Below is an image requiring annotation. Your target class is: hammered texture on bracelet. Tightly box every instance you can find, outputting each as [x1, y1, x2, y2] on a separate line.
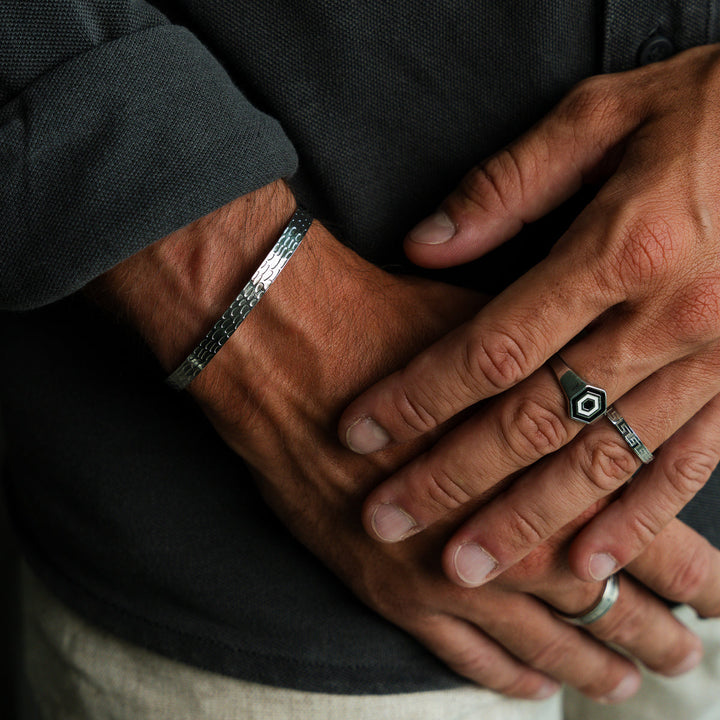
[166, 208, 313, 390]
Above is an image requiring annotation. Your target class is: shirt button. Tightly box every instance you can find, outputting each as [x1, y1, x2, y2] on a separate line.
[638, 34, 675, 65]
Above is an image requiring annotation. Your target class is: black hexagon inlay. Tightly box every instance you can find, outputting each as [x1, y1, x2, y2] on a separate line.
[569, 386, 607, 423]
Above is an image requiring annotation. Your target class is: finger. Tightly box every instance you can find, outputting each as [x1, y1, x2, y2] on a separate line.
[403, 75, 641, 268]
[358, 311, 677, 543]
[413, 613, 560, 699]
[569, 395, 720, 582]
[340, 162, 696, 457]
[340, 206, 622, 456]
[541, 574, 704, 678]
[442, 352, 720, 587]
[461, 589, 643, 702]
[626, 520, 720, 618]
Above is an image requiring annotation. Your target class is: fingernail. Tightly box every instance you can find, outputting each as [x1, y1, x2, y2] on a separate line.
[667, 649, 703, 676]
[371, 503, 417, 542]
[599, 673, 641, 704]
[408, 211, 456, 245]
[453, 543, 498, 586]
[532, 680, 561, 700]
[589, 552, 618, 581]
[345, 417, 390, 454]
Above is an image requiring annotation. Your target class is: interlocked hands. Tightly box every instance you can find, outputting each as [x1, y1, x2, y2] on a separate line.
[341, 45, 720, 595]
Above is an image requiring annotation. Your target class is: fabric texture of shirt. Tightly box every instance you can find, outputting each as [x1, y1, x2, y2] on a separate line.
[1, 0, 719, 694]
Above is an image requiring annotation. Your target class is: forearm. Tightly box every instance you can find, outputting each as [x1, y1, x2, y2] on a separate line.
[88, 181, 296, 373]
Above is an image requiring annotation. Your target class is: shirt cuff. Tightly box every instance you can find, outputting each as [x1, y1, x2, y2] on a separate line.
[0, 24, 298, 309]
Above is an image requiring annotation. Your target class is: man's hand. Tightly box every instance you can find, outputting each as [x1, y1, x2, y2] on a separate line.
[91, 180, 716, 701]
[338, 44, 720, 589]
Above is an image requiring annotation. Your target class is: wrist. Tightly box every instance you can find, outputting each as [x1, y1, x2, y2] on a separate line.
[190, 218, 481, 474]
[88, 180, 296, 370]
[189, 220, 377, 444]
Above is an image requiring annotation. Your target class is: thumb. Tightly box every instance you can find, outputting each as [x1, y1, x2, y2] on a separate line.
[405, 77, 640, 268]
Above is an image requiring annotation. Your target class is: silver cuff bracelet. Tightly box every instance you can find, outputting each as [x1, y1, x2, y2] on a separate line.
[166, 207, 313, 390]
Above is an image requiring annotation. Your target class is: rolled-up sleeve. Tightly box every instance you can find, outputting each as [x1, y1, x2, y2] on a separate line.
[0, 2, 298, 309]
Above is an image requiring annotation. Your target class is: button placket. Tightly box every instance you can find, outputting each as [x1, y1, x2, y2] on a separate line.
[638, 32, 676, 64]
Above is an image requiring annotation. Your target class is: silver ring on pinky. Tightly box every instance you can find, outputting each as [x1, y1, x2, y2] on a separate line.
[548, 354, 607, 424]
[560, 574, 620, 626]
[605, 405, 655, 464]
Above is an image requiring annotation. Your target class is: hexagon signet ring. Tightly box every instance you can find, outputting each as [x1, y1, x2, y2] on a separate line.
[548, 355, 607, 424]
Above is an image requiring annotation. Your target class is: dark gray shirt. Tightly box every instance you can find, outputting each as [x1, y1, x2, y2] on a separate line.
[1, 0, 719, 693]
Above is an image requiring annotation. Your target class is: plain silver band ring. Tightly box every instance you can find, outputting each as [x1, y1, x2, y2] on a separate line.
[560, 574, 620, 626]
[548, 354, 608, 424]
[605, 405, 655, 464]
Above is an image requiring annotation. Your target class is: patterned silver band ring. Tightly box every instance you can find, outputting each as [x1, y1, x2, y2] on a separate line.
[166, 208, 313, 390]
[605, 405, 655, 464]
[548, 354, 607, 424]
[560, 574, 620, 626]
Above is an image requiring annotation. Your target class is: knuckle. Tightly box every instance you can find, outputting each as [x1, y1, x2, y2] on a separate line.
[577, 437, 638, 494]
[664, 450, 715, 500]
[595, 600, 647, 647]
[505, 506, 553, 551]
[660, 546, 711, 603]
[667, 280, 720, 345]
[464, 327, 532, 394]
[559, 76, 622, 127]
[423, 464, 474, 512]
[626, 506, 665, 548]
[459, 148, 523, 216]
[525, 635, 573, 671]
[502, 397, 570, 462]
[614, 215, 678, 290]
[444, 641, 499, 680]
[391, 379, 443, 435]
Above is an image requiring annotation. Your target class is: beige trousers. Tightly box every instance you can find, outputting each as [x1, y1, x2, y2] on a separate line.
[22, 565, 720, 720]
